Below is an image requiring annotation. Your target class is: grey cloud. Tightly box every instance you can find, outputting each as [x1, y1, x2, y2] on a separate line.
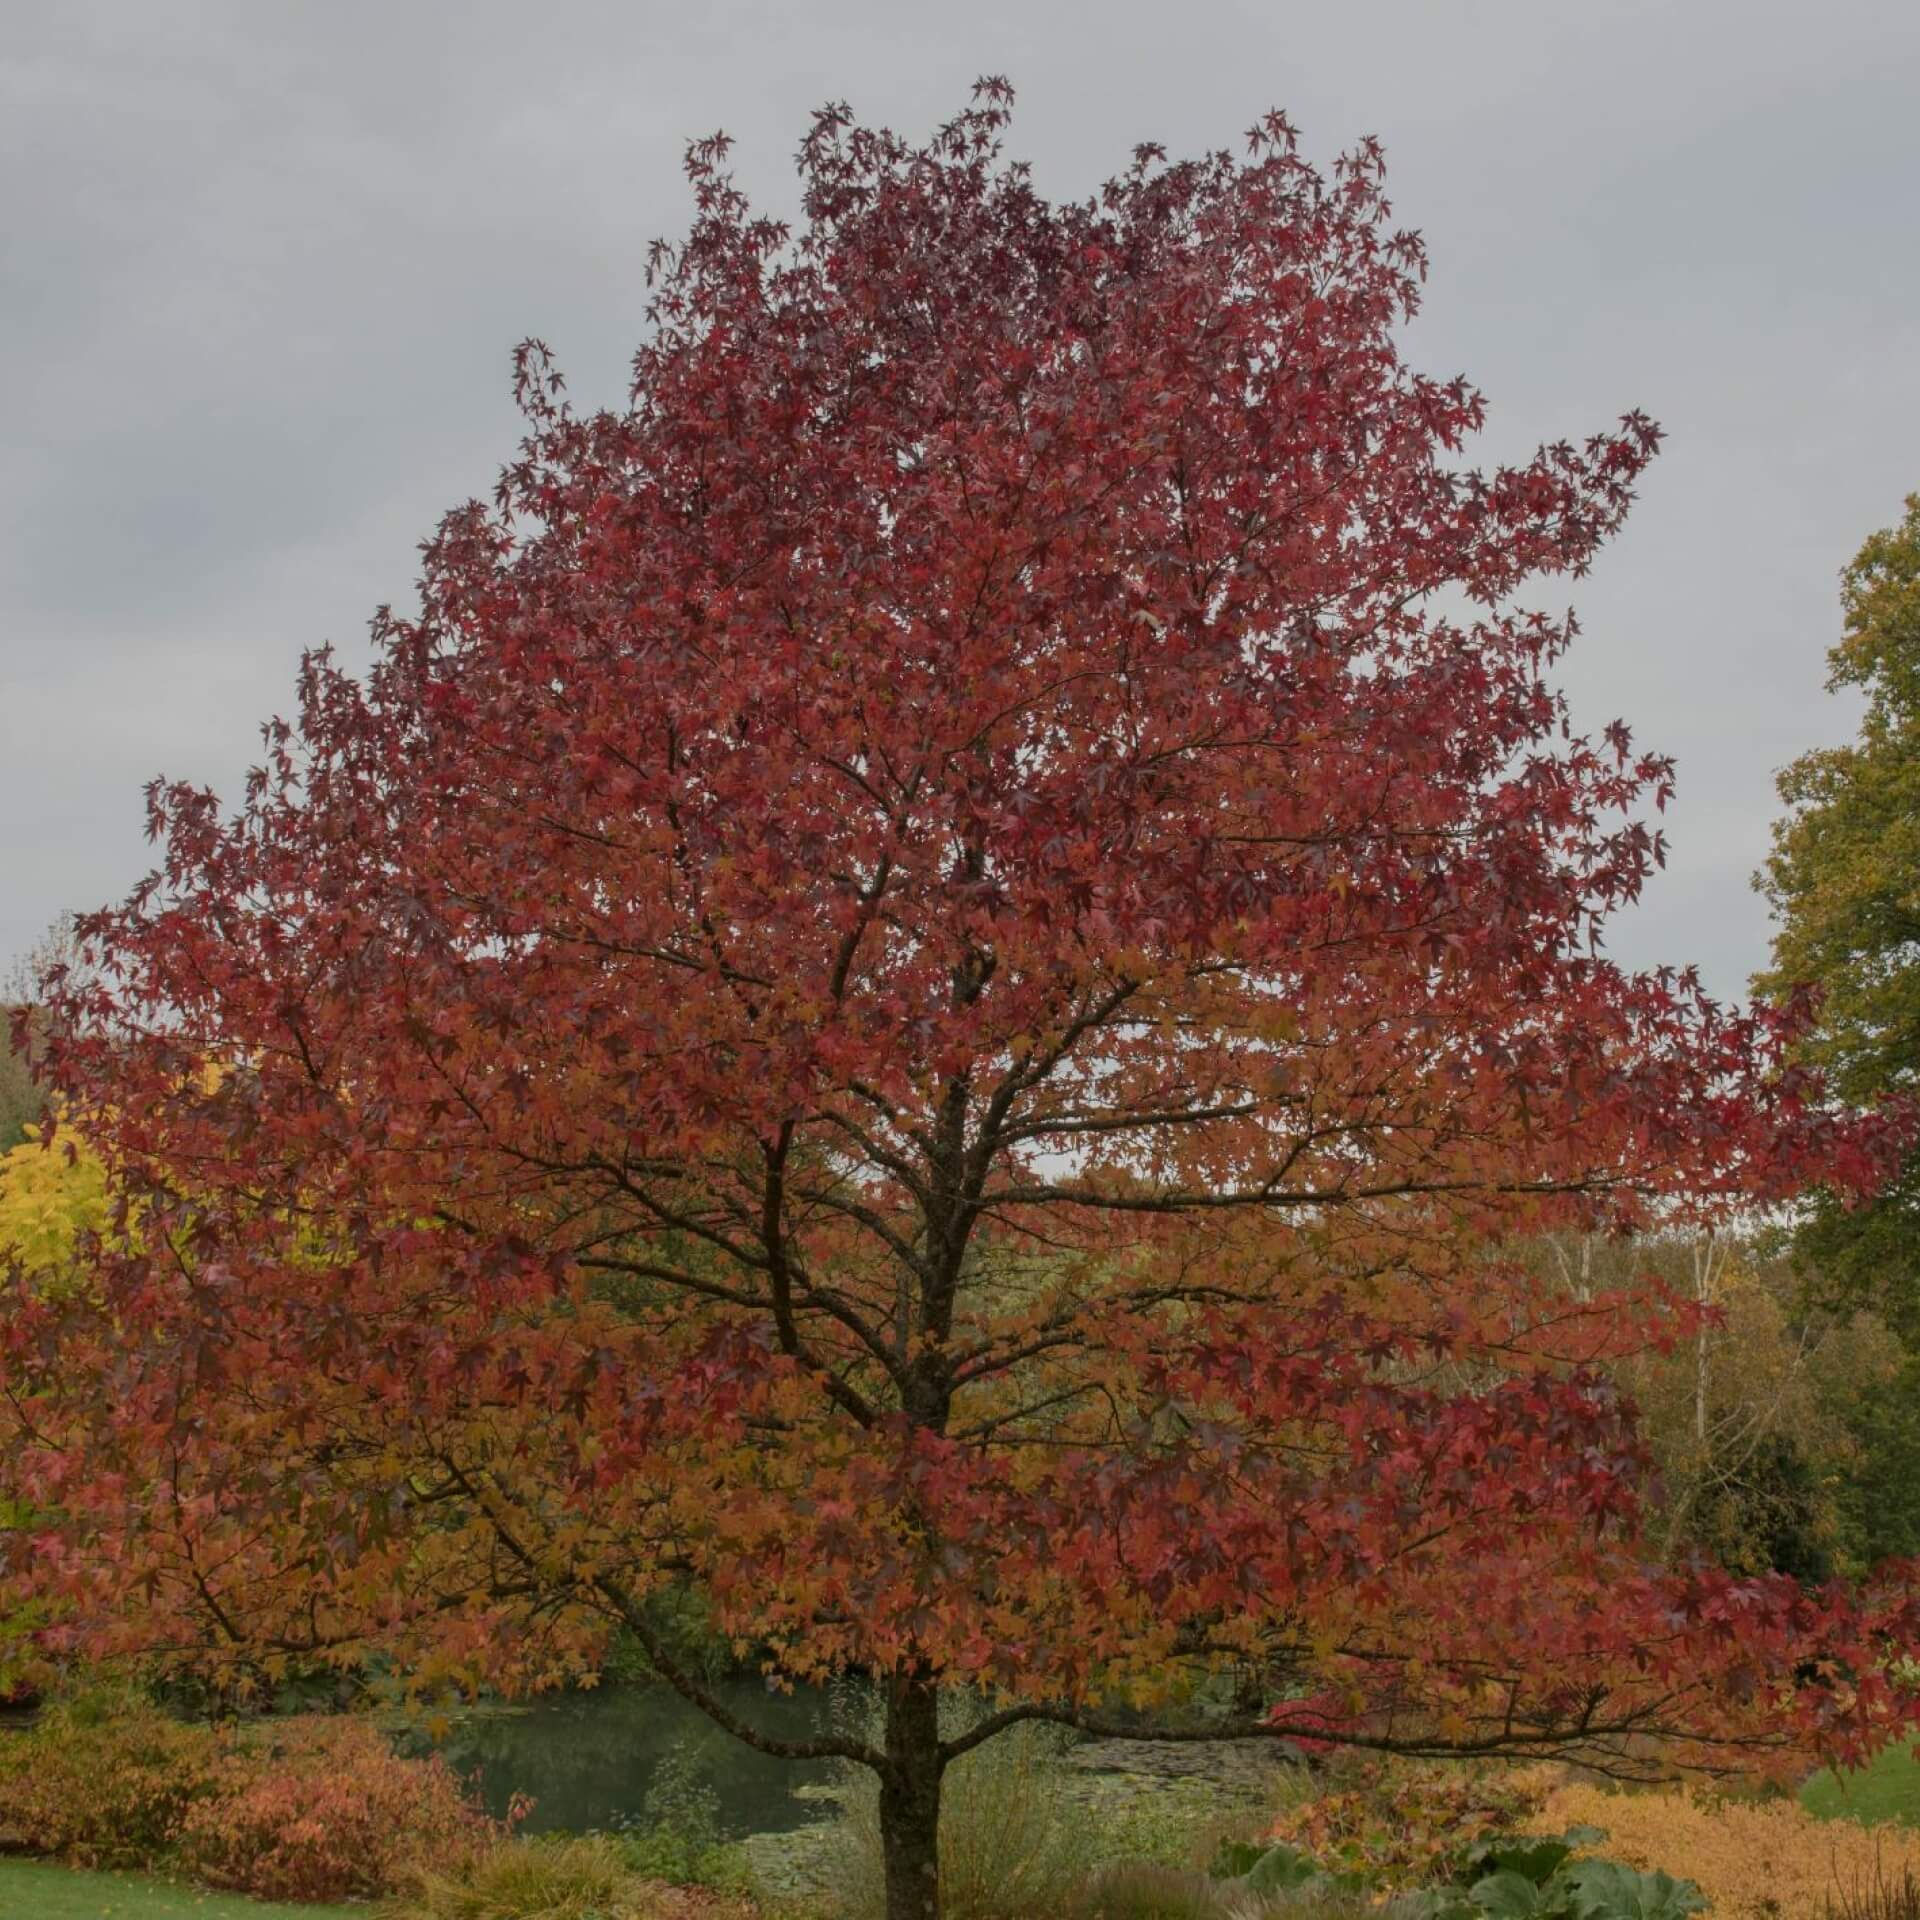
[3, 0, 1916, 1002]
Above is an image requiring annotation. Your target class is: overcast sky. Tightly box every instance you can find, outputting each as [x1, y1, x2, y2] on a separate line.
[3, 0, 1916, 1003]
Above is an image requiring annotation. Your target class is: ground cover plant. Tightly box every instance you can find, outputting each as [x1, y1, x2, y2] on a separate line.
[7, 80, 1919, 1920]
[1536, 1774, 1920, 1917]
[1262, 1759, 1549, 1888]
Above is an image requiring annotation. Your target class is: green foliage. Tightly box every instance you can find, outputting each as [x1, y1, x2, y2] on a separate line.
[1756, 493, 1920, 1329]
[1525, 1229, 1905, 1579]
[1822, 1337, 1920, 1570]
[1704, 1428, 1834, 1582]
[1753, 496, 1920, 1568]
[1235, 1840, 1359, 1897]
[1802, 1739, 1920, 1828]
[1382, 1851, 1707, 1920]
[611, 1740, 752, 1892]
[599, 1582, 741, 1690]
[1094, 1776, 1291, 1874]
[1460, 1834, 1604, 1886]
[1553, 1860, 1709, 1919]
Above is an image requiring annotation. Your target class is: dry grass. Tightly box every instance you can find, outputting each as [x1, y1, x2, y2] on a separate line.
[378, 1835, 759, 1920]
[813, 1718, 1098, 1920]
[1536, 1777, 1920, 1918]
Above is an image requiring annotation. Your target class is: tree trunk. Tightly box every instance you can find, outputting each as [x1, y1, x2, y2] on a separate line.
[879, 1670, 945, 1920]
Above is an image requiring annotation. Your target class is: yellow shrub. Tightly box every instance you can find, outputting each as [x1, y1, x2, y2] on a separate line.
[1537, 1777, 1920, 1917]
[0, 1117, 110, 1286]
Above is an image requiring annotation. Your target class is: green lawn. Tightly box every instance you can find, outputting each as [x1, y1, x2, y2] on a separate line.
[0, 1859, 361, 1918]
[1802, 1740, 1920, 1827]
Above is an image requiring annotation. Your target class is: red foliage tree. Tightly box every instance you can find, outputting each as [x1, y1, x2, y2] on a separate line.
[6, 84, 1916, 1918]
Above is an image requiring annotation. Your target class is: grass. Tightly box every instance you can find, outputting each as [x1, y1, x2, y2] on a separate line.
[0, 1857, 361, 1918]
[1804, 1742, 1920, 1828]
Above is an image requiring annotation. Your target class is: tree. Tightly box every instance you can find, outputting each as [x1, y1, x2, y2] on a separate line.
[0, 1113, 113, 1688]
[1756, 495, 1920, 1328]
[1554, 1232, 1901, 1580]
[0, 1026, 40, 1157]
[1756, 496, 1920, 1567]
[6, 88, 1916, 1920]
[0, 915, 78, 1151]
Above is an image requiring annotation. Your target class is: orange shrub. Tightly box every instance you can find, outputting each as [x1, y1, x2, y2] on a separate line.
[0, 1693, 501, 1900]
[176, 1714, 497, 1902]
[1537, 1777, 1920, 1918]
[0, 1691, 228, 1864]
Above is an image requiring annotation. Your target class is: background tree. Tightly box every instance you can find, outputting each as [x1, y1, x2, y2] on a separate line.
[1756, 495, 1920, 1565]
[0, 914, 76, 1151]
[0, 919, 102, 1691]
[1534, 1230, 1902, 1581]
[0, 1028, 40, 1156]
[7, 89, 1916, 1920]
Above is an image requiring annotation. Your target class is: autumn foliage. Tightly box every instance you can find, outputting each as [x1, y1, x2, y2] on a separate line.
[0, 1696, 494, 1900]
[1532, 1775, 1920, 1919]
[3, 82, 1915, 1917]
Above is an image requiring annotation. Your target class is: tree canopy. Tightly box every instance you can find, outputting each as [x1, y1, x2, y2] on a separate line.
[1757, 494, 1920, 1331]
[6, 86, 1915, 1920]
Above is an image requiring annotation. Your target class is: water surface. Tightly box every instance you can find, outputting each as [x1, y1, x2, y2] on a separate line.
[419, 1677, 848, 1838]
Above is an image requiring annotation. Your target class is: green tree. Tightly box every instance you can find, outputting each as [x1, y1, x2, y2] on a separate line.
[1757, 494, 1920, 1563]
[1531, 1229, 1899, 1580]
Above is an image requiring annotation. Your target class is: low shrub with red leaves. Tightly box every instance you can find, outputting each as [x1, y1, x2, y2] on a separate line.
[0, 1690, 502, 1901]
[176, 1714, 497, 1902]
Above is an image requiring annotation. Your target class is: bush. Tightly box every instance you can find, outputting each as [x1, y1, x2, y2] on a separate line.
[0, 1690, 501, 1900]
[613, 1741, 753, 1893]
[1264, 1758, 1547, 1889]
[0, 1688, 228, 1864]
[175, 1714, 496, 1902]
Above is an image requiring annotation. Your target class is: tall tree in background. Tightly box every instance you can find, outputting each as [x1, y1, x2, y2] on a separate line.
[1757, 497, 1920, 1321]
[8, 89, 1917, 1920]
[1757, 495, 1920, 1565]
[0, 915, 74, 1151]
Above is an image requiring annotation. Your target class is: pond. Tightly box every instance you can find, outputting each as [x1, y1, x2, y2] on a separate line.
[411, 1677, 854, 1839]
